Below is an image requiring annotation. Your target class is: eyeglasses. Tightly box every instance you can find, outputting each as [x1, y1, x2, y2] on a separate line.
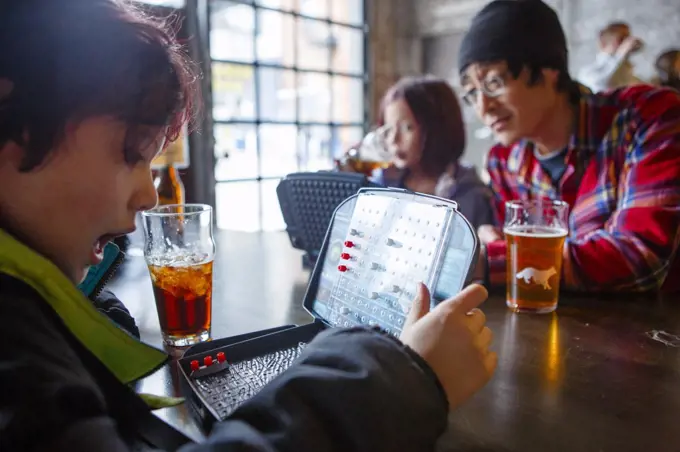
[461, 73, 508, 107]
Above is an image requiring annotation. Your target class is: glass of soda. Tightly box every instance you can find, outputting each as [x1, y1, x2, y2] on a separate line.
[142, 204, 215, 346]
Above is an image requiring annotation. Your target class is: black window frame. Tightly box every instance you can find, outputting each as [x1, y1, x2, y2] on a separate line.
[208, 0, 370, 231]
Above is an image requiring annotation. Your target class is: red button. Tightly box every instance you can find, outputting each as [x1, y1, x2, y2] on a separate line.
[340, 253, 350, 260]
[344, 241, 354, 248]
[216, 352, 226, 363]
[204, 356, 213, 366]
[190, 360, 200, 371]
[338, 265, 348, 272]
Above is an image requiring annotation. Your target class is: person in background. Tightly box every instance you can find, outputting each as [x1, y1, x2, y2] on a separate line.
[372, 76, 497, 230]
[0, 1, 497, 450]
[653, 49, 680, 90]
[458, 0, 680, 293]
[577, 21, 645, 93]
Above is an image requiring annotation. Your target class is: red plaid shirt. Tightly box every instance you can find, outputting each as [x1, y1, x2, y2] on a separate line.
[485, 84, 680, 292]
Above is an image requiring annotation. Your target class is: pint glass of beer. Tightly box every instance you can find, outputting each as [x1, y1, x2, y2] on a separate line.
[504, 200, 568, 313]
[335, 125, 392, 176]
[142, 204, 216, 346]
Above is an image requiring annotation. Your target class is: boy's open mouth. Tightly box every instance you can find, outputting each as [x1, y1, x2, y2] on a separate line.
[91, 235, 116, 265]
[90, 230, 132, 265]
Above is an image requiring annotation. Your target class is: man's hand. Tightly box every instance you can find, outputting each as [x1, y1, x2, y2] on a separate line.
[400, 283, 497, 410]
[477, 225, 503, 245]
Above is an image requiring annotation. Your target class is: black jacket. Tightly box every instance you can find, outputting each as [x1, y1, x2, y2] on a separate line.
[0, 247, 449, 451]
[92, 288, 141, 339]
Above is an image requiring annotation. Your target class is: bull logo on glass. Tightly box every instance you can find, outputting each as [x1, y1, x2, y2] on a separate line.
[515, 266, 557, 290]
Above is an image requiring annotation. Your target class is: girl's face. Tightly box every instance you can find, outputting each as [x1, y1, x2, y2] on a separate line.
[0, 116, 163, 283]
[382, 99, 423, 170]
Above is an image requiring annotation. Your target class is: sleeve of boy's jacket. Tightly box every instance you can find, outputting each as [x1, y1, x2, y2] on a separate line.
[182, 327, 449, 452]
[92, 289, 140, 339]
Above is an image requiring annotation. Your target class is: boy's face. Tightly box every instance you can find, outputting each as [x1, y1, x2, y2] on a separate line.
[0, 117, 162, 283]
[460, 61, 559, 146]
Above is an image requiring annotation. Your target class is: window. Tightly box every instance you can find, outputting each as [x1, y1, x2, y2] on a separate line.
[210, 0, 367, 232]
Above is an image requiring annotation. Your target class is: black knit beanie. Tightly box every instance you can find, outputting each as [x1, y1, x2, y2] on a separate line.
[458, 0, 568, 74]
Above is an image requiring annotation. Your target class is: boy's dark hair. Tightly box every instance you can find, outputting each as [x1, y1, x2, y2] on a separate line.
[378, 76, 466, 178]
[0, 0, 198, 171]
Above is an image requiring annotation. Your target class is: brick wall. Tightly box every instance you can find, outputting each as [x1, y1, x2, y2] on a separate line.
[366, 0, 421, 122]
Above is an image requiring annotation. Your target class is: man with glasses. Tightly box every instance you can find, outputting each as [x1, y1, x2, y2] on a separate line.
[460, 0, 680, 293]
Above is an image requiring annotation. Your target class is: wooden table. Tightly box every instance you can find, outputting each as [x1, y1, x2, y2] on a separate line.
[109, 230, 680, 452]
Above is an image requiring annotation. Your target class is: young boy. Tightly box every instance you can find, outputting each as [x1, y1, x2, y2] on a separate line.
[0, 1, 496, 450]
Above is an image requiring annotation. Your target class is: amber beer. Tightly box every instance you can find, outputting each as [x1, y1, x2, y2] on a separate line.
[148, 260, 213, 343]
[505, 226, 567, 313]
[337, 157, 391, 177]
[336, 126, 393, 176]
[503, 199, 569, 314]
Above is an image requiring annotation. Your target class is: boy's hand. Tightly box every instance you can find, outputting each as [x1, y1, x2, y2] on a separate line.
[400, 283, 497, 410]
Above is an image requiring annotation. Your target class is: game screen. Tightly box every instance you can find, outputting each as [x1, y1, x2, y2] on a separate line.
[310, 191, 477, 337]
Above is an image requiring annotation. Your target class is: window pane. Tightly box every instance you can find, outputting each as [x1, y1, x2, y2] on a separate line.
[299, 72, 330, 122]
[297, 17, 330, 71]
[299, 0, 328, 19]
[332, 76, 364, 124]
[212, 63, 256, 121]
[332, 25, 363, 75]
[257, 10, 296, 66]
[258, 68, 297, 122]
[298, 126, 333, 171]
[260, 125, 299, 178]
[333, 126, 364, 159]
[214, 124, 258, 181]
[216, 181, 260, 232]
[261, 179, 286, 231]
[330, 0, 363, 25]
[259, 0, 329, 17]
[210, 1, 255, 62]
[257, 0, 293, 11]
